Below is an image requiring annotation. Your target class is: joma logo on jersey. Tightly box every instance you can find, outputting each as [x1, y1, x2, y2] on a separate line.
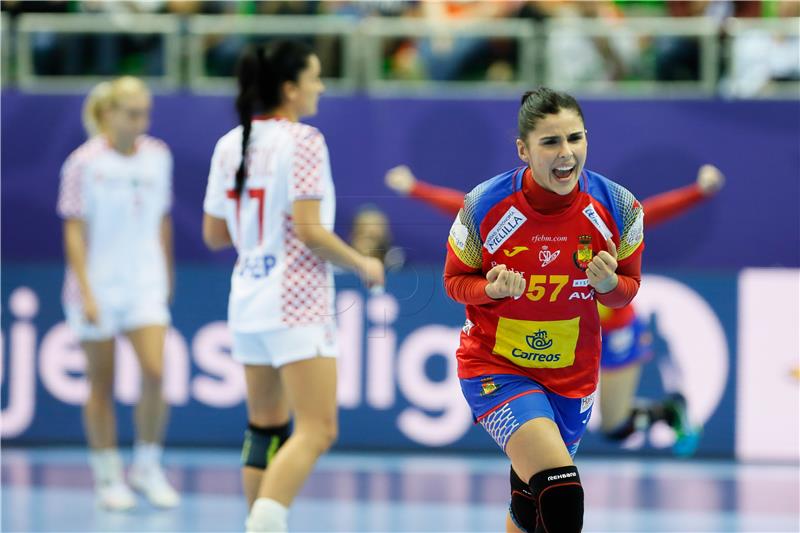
[526, 329, 553, 350]
[485, 207, 527, 254]
[504, 246, 529, 257]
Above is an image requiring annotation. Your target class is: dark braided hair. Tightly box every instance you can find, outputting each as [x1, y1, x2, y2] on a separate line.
[518, 87, 585, 141]
[234, 40, 314, 196]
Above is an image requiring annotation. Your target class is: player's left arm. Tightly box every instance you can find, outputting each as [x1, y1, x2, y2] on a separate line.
[160, 148, 176, 302]
[589, 191, 644, 308]
[202, 214, 233, 251]
[385, 165, 465, 216]
[643, 164, 725, 228]
[160, 214, 175, 303]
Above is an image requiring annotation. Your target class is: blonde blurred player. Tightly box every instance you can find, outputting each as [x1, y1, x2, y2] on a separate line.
[58, 77, 179, 511]
[202, 41, 383, 533]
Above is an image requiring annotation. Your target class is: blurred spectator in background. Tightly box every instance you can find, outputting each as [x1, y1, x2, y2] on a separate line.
[2, 0, 75, 75]
[2, 0, 170, 76]
[79, 0, 167, 76]
[541, 1, 636, 86]
[381, 1, 521, 82]
[721, 0, 799, 97]
[350, 204, 405, 270]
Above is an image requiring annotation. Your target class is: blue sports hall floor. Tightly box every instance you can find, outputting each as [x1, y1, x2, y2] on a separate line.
[2, 447, 798, 532]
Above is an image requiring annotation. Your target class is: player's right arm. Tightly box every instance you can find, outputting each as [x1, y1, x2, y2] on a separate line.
[443, 207, 524, 304]
[58, 153, 98, 323]
[202, 215, 232, 251]
[63, 219, 98, 323]
[202, 138, 234, 251]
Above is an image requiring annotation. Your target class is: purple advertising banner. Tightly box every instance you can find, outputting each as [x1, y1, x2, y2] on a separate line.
[2, 91, 799, 268]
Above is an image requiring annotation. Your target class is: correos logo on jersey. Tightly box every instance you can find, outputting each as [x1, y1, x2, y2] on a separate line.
[493, 316, 579, 368]
[484, 207, 527, 254]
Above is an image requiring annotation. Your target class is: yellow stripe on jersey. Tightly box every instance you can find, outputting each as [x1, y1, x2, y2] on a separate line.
[492, 316, 580, 369]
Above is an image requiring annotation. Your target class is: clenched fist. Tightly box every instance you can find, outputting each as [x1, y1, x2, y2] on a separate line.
[696, 164, 725, 196]
[485, 264, 526, 300]
[586, 238, 619, 294]
[385, 165, 417, 196]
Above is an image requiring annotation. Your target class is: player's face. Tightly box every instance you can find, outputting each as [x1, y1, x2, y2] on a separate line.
[289, 54, 325, 119]
[516, 108, 587, 196]
[108, 92, 151, 141]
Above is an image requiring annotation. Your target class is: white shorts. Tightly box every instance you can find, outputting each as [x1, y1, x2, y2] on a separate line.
[232, 322, 338, 367]
[65, 299, 170, 342]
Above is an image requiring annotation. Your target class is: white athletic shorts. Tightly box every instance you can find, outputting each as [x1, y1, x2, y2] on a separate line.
[232, 322, 338, 367]
[65, 299, 170, 342]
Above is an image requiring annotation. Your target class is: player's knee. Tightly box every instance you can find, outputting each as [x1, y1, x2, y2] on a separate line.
[529, 466, 584, 533]
[294, 416, 338, 455]
[88, 377, 115, 399]
[241, 422, 291, 470]
[315, 417, 338, 452]
[139, 361, 164, 385]
[509, 466, 537, 532]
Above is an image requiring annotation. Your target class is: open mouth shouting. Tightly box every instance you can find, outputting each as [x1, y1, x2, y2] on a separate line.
[552, 164, 576, 181]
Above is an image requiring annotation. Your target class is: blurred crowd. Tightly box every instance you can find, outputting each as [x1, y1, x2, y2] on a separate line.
[2, 0, 798, 96]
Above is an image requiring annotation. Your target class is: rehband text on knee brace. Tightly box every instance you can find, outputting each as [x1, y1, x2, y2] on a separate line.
[241, 422, 290, 470]
[509, 466, 538, 533]
[529, 465, 584, 533]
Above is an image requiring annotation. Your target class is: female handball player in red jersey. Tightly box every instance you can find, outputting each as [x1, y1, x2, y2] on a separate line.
[440, 87, 644, 533]
[387, 160, 724, 458]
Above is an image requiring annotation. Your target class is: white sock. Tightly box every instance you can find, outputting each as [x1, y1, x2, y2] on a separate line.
[133, 441, 162, 469]
[89, 448, 124, 486]
[246, 498, 288, 533]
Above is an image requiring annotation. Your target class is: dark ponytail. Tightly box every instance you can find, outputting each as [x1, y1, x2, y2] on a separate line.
[233, 40, 315, 197]
[518, 87, 585, 141]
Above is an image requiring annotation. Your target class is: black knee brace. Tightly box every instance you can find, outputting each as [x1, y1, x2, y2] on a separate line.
[241, 422, 290, 469]
[529, 466, 584, 533]
[509, 466, 538, 532]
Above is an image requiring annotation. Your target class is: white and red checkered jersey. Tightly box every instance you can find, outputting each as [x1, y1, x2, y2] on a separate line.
[203, 117, 336, 332]
[57, 135, 173, 309]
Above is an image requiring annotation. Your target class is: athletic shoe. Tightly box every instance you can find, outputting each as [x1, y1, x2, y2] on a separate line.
[663, 392, 702, 457]
[96, 481, 136, 511]
[129, 464, 180, 508]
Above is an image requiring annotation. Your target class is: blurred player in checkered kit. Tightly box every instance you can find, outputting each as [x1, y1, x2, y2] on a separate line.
[58, 76, 179, 511]
[202, 40, 384, 532]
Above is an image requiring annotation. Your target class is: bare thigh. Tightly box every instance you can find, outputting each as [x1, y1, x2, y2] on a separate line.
[82, 338, 116, 393]
[505, 417, 573, 483]
[124, 325, 167, 381]
[279, 357, 337, 439]
[244, 364, 289, 426]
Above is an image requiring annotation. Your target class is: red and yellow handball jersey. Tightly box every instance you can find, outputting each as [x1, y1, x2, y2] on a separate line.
[445, 167, 644, 398]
